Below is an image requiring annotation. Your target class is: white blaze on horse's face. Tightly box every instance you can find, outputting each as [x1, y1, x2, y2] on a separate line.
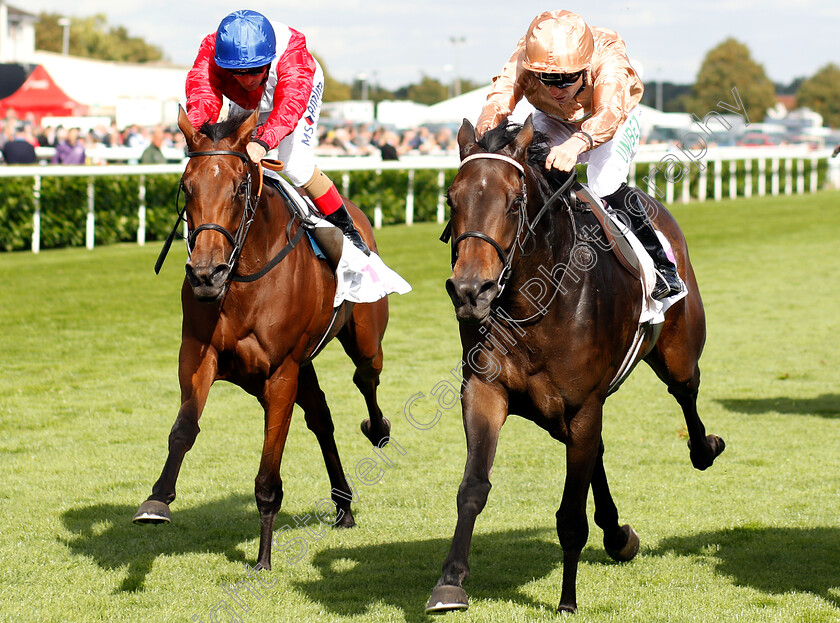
[211, 164, 220, 178]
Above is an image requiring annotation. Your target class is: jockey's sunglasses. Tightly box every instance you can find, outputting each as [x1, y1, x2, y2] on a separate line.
[229, 65, 269, 76]
[537, 71, 583, 88]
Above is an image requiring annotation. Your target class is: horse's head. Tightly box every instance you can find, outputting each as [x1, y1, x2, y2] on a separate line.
[178, 106, 260, 302]
[444, 117, 535, 324]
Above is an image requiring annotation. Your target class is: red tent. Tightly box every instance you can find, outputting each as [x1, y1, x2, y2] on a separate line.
[0, 65, 87, 123]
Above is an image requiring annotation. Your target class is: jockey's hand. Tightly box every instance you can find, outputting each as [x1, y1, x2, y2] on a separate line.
[246, 142, 267, 164]
[545, 137, 587, 172]
[474, 120, 493, 141]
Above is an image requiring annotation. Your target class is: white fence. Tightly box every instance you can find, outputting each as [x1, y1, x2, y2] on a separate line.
[1, 147, 838, 254]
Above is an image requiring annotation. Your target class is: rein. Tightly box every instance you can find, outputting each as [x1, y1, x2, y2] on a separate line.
[154, 150, 303, 282]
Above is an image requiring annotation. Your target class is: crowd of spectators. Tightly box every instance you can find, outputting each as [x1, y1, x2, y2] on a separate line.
[1, 109, 459, 167]
[0, 110, 190, 166]
[314, 122, 457, 159]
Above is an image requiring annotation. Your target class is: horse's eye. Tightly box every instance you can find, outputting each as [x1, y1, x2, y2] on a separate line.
[445, 193, 456, 214]
[237, 181, 248, 196]
[511, 196, 525, 212]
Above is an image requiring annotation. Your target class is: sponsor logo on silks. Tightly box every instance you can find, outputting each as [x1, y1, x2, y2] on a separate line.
[305, 81, 324, 121]
[301, 81, 324, 146]
[614, 115, 641, 165]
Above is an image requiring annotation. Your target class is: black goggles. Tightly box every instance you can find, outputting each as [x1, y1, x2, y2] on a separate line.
[537, 71, 583, 88]
[229, 65, 269, 76]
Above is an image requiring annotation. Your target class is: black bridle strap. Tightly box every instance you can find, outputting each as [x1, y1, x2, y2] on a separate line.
[189, 223, 236, 248]
[155, 201, 186, 275]
[230, 221, 306, 282]
[524, 168, 578, 237]
[185, 149, 250, 160]
[451, 230, 510, 267]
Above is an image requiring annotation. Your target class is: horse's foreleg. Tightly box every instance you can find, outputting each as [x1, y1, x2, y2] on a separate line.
[337, 305, 390, 446]
[134, 344, 217, 524]
[591, 438, 640, 562]
[296, 364, 356, 528]
[426, 381, 507, 613]
[556, 404, 602, 613]
[254, 360, 298, 570]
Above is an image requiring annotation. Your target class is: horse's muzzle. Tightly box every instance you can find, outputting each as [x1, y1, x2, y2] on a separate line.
[445, 276, 498, 324]
[185, 259, 231, 302]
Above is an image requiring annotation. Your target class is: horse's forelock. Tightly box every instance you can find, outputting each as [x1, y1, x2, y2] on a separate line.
[197, 110, 254, 144]
[477, 120, 566, 196]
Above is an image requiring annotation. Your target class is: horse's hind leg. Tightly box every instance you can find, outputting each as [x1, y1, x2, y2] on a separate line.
[296, 364, 356, 528]
[591, 438, 639, 562]
[645, 292, 724, 470]
[134, 347, 217, 524]
[554, 402, 604, 613]
[337, 301, 391, 446]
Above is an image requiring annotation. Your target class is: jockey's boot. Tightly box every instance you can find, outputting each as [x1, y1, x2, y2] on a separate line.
[603, 183, 682, 300]
[325, 203, 370, 256]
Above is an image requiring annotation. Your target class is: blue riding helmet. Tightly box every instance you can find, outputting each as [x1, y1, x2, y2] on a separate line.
[214, 10, 277, 69]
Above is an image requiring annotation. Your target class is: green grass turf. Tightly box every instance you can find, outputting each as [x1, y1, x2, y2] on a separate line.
[1, 191, 839, 622]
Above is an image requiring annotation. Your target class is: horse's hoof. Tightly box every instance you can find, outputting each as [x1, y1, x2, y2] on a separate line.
[133, 500, 171, 524]
[605, 524, 640, 562]
[688, 434, 726, 470]
[336, 509, 356, 529]
[425, 585, 469, 613]
[360, 417, 391, 446]
[557, 603, 577, 614]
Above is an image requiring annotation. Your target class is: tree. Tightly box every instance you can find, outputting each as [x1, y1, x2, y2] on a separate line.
[402, 75, 449, 105]
[796, 64, 840, 128]
[685, 38, 776, 124]
[35, 12, 164, 63]
[311, 54, 351, 102]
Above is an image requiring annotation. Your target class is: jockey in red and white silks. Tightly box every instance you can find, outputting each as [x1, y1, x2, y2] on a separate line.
[185, 10, 368, 254]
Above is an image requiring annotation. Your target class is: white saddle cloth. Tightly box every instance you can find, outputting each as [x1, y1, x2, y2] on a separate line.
[266, 169, 412, 306]
[602, 208, 687, 325]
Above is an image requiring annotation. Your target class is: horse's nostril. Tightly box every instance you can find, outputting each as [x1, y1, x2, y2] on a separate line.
[211, 263, 231, 284]
[447, 278, 496, 308]
[477, 280, 497, 299]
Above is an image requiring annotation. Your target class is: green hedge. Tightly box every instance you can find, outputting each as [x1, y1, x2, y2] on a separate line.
[0, 158, 832, 252]
[0, 174, 184, 252]
[0, 170, 459, 251]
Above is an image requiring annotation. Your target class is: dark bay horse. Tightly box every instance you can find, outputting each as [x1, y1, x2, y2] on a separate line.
[133, 107, 392, 571]
[427, 117, 725, 613]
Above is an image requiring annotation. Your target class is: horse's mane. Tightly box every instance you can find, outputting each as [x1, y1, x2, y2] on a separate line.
[198, 110, 254, 143]
[477, 119, 570, 197]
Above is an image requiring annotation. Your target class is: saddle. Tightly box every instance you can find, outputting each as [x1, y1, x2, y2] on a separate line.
[572, 184, 642, 281]
[261, 168, 344, 267]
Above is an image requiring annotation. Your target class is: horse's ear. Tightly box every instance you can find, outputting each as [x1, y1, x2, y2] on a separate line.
[457, 118, 480, 159]
[178, 105, 197, 145]
[510, 114, 534, 162]
[236, 109, 260, 146]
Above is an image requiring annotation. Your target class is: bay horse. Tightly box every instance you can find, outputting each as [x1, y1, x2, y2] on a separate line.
[133, 107, 392, 571]
[427, 117, 725, 613]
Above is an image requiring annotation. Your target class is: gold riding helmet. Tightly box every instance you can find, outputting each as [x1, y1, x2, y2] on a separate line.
[522, 10, 594, 85]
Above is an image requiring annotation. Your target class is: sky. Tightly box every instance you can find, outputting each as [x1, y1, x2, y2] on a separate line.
[17, 0, 840, 91]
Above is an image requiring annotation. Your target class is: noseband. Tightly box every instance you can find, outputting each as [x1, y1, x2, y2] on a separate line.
[442, 153, 529, 296]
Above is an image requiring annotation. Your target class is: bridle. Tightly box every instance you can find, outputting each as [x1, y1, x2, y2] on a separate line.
[441, 152, 575, 299]
[183, 149, 258, 277]
[154, 150, 305, 282]
[440, 153, 528, 296]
